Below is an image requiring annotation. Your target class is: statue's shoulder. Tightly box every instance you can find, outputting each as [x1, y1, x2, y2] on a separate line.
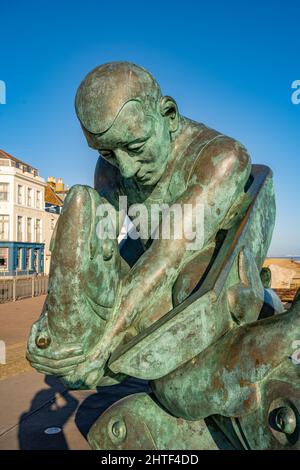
[180, 118, 251, 186]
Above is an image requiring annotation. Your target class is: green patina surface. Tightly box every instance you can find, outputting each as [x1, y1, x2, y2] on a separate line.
[27, 62, 300, 450]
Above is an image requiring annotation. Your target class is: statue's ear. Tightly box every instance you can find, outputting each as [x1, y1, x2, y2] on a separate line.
[159, 96, 179, 133]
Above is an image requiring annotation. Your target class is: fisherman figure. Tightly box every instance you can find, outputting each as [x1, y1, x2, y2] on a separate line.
[28, 62, 251, 387]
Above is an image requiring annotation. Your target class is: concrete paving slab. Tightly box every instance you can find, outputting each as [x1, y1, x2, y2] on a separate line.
[0, 296, 150, 450]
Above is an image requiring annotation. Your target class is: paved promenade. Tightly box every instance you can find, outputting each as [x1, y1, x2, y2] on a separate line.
[0, 296, 45, 380]
[0, 296, 149, 450]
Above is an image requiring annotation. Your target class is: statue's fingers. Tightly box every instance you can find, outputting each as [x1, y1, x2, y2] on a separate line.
[26, 351, 85, 368]
[30, 362, 77, 376]
[27, 344, 84, 361]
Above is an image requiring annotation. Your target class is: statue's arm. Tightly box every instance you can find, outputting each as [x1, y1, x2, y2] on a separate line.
[94, 136, 251, 359]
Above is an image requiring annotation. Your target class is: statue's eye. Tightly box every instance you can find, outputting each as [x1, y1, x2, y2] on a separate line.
[127, 142, 146, 153]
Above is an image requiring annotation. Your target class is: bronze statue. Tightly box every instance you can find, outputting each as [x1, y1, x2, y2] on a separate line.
[27, 62, 300, 450]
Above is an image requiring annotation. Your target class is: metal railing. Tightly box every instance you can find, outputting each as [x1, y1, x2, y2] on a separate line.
[0, 275, 49, 303]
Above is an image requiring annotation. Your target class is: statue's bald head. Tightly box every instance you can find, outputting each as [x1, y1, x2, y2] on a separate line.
[75, 62, 162, 134]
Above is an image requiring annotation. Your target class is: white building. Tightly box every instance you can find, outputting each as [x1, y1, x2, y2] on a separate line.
[0, 149, 60, 276]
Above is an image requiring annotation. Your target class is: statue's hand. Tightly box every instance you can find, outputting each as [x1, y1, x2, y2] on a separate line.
[71, 351, 106, 389]
[74, 333, 123, 389]
[27, 344, 86, 377]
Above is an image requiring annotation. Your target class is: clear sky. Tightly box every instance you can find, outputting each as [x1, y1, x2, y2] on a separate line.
[0, 0, 299, 255]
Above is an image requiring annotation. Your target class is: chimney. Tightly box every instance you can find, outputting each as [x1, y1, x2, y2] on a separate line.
[55, 177, 65, 192]
[47, 176, 56, 188]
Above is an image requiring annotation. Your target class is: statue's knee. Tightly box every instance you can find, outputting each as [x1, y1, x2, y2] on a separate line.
[62, 185, 104, 222]
[64, 184, 93, 208]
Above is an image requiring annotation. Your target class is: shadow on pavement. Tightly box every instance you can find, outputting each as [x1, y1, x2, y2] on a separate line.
[18, 375, 78, 450]
[17, 375, 149, 449]
[75, 377, 150, 439]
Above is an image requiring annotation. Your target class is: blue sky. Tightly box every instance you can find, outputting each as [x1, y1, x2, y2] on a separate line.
[0, 0, 299, 255]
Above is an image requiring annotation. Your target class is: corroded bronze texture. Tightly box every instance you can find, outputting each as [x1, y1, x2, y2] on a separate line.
[27, 62, 299, 450]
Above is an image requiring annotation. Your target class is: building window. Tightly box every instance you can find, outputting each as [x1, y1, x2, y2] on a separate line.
[36, 190, 41, 209]
[16, 247, 23, 270]
[26, 248, 31, 270]
[17, 216, 23, 241]
[27, 217, 32, 242]
[17, 185, 23, 205]
[0, 183, 9, 202]
[35, 219, 41, 242]
[0, 248, 9, 270]
[0, 215, 9, 240]
[27, 188, 32, 207]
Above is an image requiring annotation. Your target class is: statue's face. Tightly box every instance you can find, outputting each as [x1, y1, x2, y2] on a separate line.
[84, 100, 172, 186]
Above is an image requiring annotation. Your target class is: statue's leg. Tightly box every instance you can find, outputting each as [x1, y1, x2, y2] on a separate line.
[152, 291, 300, 449]
[27, 185, 126, 389]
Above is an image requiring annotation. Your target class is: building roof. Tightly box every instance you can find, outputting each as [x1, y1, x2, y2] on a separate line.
[45, 184, 64, 207]
[0, 148, 38, 172]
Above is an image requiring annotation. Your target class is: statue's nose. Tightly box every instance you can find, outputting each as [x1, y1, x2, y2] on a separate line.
[35, 331, 51, 349]
[114, 149, 139, 178]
